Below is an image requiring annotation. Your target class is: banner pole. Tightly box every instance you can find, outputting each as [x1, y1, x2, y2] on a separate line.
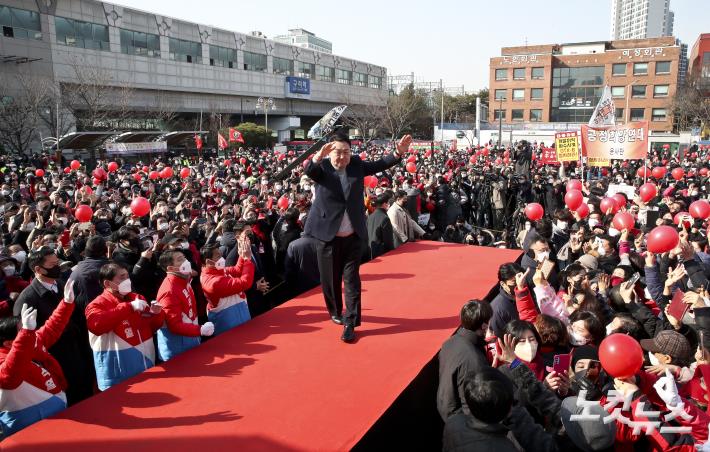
[578, 129, 584, 184]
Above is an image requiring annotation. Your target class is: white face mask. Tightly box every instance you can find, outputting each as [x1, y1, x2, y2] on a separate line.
[648, 351, 661, 366]
[275, 184, 283, 191]
[2, 266, 16, 277]
[525, 222, 531, 231]
[514, 341, 538, 362]
[556, 221, 568, 231]
[158, 223, 169, 231]
[605, 323, 614, 336]
[215, 257, 226, 269]
[66, 190, 74, 196]
[24, 222, 36, 231]
[608, 227, 620, 237]
[569, 329, 589, 346]
[588, 219, 599, 228]
[58, 217, 69, 226]
[597, 246, 607, 257]
[179, 259, 192, 275]
[535, 251, 550, 263]
[180, 242, 190, 250]
[117, 278, 132, 295]
[303, 184, 311, 191]
[12, 251, 26, 264]
[1, 190, 9, 196]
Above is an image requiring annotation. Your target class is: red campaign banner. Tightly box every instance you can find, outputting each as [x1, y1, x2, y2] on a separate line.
[581, 121, 649, 160]
[541, 147, 560, 165]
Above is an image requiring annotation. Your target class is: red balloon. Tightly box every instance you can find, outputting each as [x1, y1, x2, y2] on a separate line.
[612, 193, 627, 210]
[701, 168, 709, 177]
[600, 197, 619, 215]
[612, 212, 635, 231]
[671, 167, 684, 181]
[35, 169, 45, 177]
[637, 166, 650, 178]
[564, 189, 584, 210]
[481, 148, 489, 156]
[690, 200, 710, 220]
[74, 205, 93, 223]
[224, 159, 232, 167]
[503, 150, 510, 158]
[524, 203, 544, 221]
[651, 166, 667, 179]
[180, 167, 191, 179]
[407, 155, 416, 163]
[566, 179, 583, 192]
[646, 226, 680, 254]
[575, 203, 590, 219]
[133, 173, 143, 182]
[148, 171, 160, 180]
[673, 212, 691, 228]
[107, 161, 119, 172]
[142, 166, 149, 173]
[364, 176, 378, 189]
[83, 186, 93, 195]
[277, 196, 289, 210]
[70, 160, 81, 170]
[662, 144, 670, 150]
[469, 156, 476, 164]
[160, 167, 173, 179]
[92, 177, 102, 186]
[638, 183, 657, 203]
[93, 167, 106, 180]
[239, 157, 247, 165]
[359, 152, 367, 160]
[63, 167, 71, 174]
[130, 196, 151, 217]
[599, 333, 643, 379]
[406, 162, 417, 173]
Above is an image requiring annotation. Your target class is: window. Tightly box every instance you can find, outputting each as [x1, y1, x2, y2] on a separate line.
[550, 66, 604, 123]
[530, 109, 542, 121]
[615, 108, 624, 120]
[531, 67, 544, 80]
[336, 69, 352, 85]
[120, 29, 160, 57]
[494, 109, 506, 120]
[243, 51, 267, 72]
[653, 84, 669, 97]
[655, 61, 671, 74]
[369, 75, 382, 89]
[495, 68, 507, 80]
[612, 63, 626, 76]
[208, 45, 237, 68]
[531, 88, 543, 100]
[295, 61, 315, 79]
[512, 89, 524, 101]
[652, 108, 667, 121]
[169, 38, 202, 64]
[494, 89, 506, 100]
[55, 17, 109, 50]
[513, 68, 526, 80]
[611, 86, 625, 98]
[273, 57, 293, 75]
[353, 72, 367, 87]
[0, 6, 41, 40]
[512, 109, 524, 121]
[633, 62, 648, 75]
[316, 65, 334, 82]
[631, 85, 646, 97]
[630, 108, 645, 121]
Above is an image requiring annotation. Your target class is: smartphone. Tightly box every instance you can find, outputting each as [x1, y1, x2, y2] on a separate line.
[628, 272, 641, 286]
[585, 360, 601, 382]
[553, 353, 571, 374]
[78, 222, 92, 231]
[667, 288, 689, 322]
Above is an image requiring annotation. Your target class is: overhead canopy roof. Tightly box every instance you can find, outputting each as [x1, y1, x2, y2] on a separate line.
[54, 131, 207, 150]
[56, 132, 117, 150]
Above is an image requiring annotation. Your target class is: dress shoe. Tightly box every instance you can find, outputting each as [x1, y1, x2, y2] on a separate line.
[341, 325, 355, 342]
[331, 315, 343, 325]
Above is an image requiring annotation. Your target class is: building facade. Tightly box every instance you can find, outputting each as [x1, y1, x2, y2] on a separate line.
[0, 0, 386, 144]
[274, 29, 332, 55]
[610, 0, 674, 40]
[489, 37, 680, 132]
[689, 33, 710, 91]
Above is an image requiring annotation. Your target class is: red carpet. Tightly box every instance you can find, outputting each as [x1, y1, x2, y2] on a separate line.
[2, 242, 520, 451]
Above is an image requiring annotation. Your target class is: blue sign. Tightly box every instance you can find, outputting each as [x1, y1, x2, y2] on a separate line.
[286, 76, 310, 95]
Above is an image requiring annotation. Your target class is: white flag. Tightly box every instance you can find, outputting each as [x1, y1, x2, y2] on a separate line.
[588, 85, 616, 127]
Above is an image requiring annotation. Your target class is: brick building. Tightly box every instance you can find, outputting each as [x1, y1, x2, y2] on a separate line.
[689, 33, 710, 91]
[489, 37, 681, 132]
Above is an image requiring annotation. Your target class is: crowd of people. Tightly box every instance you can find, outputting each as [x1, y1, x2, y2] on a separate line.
[0, 135, 710, 449]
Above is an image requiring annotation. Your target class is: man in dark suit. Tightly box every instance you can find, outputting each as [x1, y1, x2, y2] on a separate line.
[304, 132, 410, 342]
[365, 193, 395, 261]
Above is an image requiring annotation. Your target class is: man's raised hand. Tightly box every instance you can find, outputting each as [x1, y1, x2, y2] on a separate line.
[395, 135, 412, 157]
[313, 142, 335, 163]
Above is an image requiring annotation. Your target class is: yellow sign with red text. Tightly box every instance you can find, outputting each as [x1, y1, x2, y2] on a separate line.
[554, 132, 580, 162]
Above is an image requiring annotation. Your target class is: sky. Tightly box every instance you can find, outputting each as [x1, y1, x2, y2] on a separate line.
[110, 0, 706, 92]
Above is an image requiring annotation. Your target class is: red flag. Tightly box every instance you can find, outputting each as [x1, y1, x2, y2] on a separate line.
[194, 134, 203, 150]
[218, 133, 228, 150]
[229, 128, 245, 143]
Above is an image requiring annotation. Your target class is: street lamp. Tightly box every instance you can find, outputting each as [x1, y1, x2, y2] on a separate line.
[625, 78, 640, 124]
[256, 97, 275, 131]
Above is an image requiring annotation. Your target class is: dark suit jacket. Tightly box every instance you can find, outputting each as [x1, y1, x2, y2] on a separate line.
[366, 207, 394, 260]
[304, 154, 401, 242]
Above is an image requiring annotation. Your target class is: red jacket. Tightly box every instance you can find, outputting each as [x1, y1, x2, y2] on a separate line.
[200, 259, 255, 310]
[0, 300, 74, 393]
[156, 274, 200, 337]
[85, 290, 165, 343]
[0, 276, 30, 318]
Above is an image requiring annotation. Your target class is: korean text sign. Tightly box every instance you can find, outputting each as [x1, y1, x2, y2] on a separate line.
[554, 132, 580, 162]
[581, 121, 649, 160]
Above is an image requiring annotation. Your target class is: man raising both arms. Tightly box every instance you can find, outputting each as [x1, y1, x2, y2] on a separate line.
[304, 131, 411, 342]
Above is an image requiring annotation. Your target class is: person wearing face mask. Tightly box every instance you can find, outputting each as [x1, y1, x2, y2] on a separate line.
[200, 243, 254, 335]
[521, 236, 559, 290]
[85, 263, 164, 390]
[388, 190, 425, 248]
[0, 255, 29, 317]
[12, 248, 94, 405]
[155, 250, 214, 361]
[437, 299, 494, 420]
[489, 263, 525, 339]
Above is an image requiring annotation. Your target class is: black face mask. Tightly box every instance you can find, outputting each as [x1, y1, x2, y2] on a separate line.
[41, 265, 61, 279]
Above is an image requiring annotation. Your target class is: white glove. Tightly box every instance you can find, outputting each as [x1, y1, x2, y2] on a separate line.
[200, 322, 215, 337]
[130, 299, 149, 312]
[653, 368, 682, 409]
[20, 304, 37, 330]
[700, 423, 710, 451]
[63, 279, 75, 304]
